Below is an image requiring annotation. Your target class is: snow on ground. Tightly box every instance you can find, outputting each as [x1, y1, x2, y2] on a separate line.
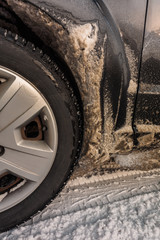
[1, 172, 160, 240]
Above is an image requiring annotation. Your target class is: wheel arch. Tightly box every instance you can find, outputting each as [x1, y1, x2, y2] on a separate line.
[0, 0, 130, 162]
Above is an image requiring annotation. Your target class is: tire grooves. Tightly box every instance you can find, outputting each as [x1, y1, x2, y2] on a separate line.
[0, 27, 83, 232]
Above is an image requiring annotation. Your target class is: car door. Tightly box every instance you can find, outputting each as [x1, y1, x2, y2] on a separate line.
[134, 0, 160, 150]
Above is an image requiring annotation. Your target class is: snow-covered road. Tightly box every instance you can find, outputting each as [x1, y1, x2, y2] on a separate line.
[1, 171, 160, 240]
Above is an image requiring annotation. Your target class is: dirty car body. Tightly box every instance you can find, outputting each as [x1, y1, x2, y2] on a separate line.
[0, 0, 159, 231]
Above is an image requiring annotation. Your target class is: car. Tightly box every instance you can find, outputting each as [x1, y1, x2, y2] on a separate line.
[0, 0, 160, 232]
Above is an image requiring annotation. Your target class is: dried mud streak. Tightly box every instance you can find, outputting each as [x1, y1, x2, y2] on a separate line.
[112, 44, 139, 155]
[124, 43, 138, 123]
[6, 0, 109, 161]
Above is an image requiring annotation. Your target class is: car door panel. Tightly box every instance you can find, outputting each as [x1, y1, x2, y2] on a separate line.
[134, 0, 160, 147]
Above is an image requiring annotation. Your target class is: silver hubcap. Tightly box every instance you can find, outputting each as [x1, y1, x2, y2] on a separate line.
[0, 67, 58, 212]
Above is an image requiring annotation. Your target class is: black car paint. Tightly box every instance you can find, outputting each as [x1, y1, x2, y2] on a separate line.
[94, 0, 130, 130]
[102, 0, 148, 133]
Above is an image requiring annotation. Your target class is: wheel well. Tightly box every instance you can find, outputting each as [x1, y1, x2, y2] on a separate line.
[0, 0, 108, 161]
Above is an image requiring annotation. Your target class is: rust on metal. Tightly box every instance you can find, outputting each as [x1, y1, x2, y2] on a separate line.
[21, 116, 43, 141]
[0, 172, 22, 195]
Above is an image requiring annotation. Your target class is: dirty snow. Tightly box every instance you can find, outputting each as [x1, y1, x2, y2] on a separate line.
[69, 23, 98, 55]
[1, 172, 160, 240]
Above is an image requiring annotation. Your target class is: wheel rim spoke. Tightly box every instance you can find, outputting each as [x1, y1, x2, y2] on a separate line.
[0, 74, 22, 111]
[0, 146, 53, 182]
[0, 99, 46, 144]
[0, 81, 42, 133]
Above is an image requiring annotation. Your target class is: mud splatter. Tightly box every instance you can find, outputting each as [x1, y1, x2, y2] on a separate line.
[6, 0, 108, 162]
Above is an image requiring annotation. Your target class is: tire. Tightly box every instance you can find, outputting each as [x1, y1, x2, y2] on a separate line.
[0, 29, 82, 232]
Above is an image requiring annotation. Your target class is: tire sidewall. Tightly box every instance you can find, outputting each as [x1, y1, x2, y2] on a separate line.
[0, 35, 77, 231]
